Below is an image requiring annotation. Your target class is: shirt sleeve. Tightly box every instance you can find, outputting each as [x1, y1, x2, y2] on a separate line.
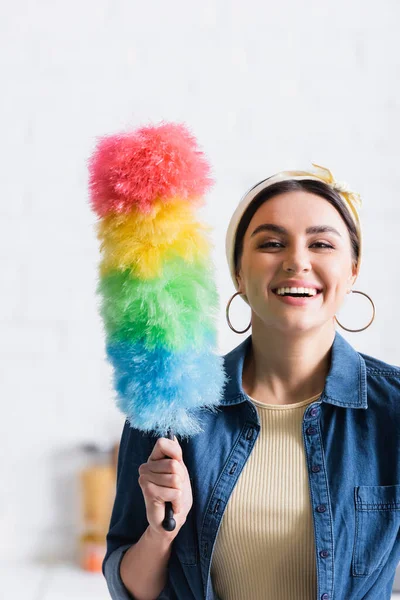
[103, 543, 174, 600]
[102, 420, 177, 599]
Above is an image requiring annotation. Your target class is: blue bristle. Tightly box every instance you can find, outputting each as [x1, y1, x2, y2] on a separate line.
[106, 335, 228, 440]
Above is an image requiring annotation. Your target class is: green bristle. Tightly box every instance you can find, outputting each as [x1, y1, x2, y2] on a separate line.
[97, 256, 220, 352]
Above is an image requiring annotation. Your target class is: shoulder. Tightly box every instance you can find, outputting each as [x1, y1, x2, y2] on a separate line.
[360, 351, 400, 378]
[359, 351, 400, 406]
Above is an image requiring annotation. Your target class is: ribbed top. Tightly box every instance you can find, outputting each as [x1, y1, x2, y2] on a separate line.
[210, 391, 322, 600]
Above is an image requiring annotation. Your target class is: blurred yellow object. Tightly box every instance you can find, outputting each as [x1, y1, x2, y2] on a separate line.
[79, 464, 116, 572]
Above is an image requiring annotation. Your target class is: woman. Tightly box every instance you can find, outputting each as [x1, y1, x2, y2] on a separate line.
[103, 164, 400, 600]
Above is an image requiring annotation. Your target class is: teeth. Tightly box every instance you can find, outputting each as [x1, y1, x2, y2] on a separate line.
[275, 287, 318, 296]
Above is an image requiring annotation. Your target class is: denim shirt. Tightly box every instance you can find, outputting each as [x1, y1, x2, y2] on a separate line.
[103, 330, 400, 600]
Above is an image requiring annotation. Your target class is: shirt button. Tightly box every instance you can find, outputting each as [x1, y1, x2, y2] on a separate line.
[320, 550, 329, 558]
[316, 505, 326, 513]
[321, 594, 329, 600]
[246, 427, 254, 440]
[310, 407, 319, 417]
[311, 465, 321, 473]
[306, 425, 317, 435]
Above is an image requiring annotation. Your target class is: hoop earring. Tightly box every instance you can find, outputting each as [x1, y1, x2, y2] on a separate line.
[226, 291, 252, 334]
[334, 290, 375, 332]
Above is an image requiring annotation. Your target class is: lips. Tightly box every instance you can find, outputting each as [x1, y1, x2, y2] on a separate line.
[271, 289, 323, 295]
[270, 289, 323, 306]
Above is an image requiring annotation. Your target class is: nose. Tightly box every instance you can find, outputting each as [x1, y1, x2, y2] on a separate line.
[283, 245, 312, 273]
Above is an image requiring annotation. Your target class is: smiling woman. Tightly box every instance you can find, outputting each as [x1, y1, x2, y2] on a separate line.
[204, 163, 400, 600]
[104, 162, 399, 600]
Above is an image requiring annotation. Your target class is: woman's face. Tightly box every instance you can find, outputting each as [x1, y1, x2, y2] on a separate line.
[236, 190, 358, 333]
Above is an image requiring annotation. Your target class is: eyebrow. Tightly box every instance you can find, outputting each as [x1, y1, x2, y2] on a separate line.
[250, 224, 342, 238]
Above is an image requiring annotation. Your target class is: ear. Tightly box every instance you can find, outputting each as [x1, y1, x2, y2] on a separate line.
[235, 271, 245, 295]
[348, 262, 358, 291]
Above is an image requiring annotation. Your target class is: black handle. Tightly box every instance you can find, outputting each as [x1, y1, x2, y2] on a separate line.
[162, 427, 177, 531]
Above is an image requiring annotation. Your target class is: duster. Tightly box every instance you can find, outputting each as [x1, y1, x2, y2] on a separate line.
[87, 121, 227, 529]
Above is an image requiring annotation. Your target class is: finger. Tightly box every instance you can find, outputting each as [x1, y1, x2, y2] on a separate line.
[139, 471, 183, 490]
[139, 458, 184, 477]
[148, 436, 182, 463]
[145, 481, 182, 513]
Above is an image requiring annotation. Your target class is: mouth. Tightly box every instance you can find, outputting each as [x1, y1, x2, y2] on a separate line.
[271, 288, 323, 297]
[270, 288, 323, 306]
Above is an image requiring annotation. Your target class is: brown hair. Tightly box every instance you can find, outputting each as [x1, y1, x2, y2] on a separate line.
[234, 179, 360, 280]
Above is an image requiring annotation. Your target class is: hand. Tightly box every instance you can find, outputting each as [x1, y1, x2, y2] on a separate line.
[138, 436, 193, 539]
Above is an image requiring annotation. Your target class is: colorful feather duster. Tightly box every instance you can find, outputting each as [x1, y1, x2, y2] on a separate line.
[87, 122, 226, 493]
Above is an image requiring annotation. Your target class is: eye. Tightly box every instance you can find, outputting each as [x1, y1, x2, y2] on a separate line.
[313, 242, 334, 249]
[259, 242, 283, 248]
[259, 241, 334, 249]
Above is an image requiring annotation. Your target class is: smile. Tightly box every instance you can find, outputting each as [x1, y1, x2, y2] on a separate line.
[271, 288, 323, 306]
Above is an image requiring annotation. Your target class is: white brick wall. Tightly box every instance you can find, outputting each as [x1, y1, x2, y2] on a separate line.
[2, 0, 399, 568]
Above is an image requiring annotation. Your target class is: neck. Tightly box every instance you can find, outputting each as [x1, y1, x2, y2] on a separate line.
[242, 316, 335, 405]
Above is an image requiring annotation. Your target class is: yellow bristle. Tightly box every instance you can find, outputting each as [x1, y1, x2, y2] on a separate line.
[97, 197, 212, 279]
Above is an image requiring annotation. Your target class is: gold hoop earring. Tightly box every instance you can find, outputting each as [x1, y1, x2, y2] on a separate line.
[334, 290, 375, 332]
[226, 291, 252, 334]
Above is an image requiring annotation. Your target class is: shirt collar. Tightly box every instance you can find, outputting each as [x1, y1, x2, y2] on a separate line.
[221, 330, 367, 409]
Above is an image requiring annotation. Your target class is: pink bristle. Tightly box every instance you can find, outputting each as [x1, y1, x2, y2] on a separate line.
[88, 121, 214, 216]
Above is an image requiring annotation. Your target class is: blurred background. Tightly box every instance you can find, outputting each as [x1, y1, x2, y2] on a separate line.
[2, 0, 400, 598]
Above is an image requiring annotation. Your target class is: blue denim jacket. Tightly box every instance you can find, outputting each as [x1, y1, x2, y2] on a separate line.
[103, 330, 400, 600]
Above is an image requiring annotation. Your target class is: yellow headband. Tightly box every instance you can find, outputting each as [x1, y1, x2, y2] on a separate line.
[225, 162, 363, 301]
[290, 163, 362, 233]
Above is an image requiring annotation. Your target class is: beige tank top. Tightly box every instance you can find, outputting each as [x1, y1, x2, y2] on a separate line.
[210, 391, 322, 600]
